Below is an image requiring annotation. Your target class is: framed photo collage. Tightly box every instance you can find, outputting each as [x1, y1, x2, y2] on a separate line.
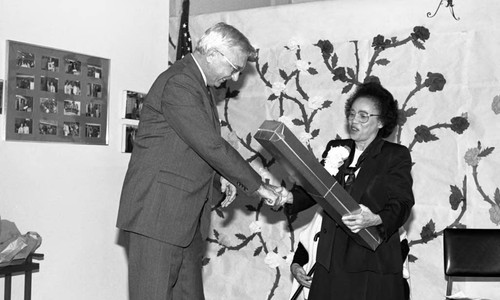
[5, 40, 110, 145]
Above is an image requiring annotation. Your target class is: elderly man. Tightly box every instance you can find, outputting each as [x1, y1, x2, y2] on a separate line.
[116, 22, 280, 300]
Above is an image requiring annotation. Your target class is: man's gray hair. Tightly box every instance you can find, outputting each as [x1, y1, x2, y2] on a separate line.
[195, 22, 256, 60]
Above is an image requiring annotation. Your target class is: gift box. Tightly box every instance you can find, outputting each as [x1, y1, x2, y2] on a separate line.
[254, 120, 381, 251]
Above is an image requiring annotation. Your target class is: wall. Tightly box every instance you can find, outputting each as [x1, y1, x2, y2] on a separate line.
[0, 0, 169, 299]
[170, 0, 333, 16]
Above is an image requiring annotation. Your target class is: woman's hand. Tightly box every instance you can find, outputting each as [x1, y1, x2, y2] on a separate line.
[290, 263, 312, 288]
[341, 204, 382, 233]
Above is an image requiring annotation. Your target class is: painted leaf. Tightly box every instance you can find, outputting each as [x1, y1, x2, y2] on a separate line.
[262, 62, 268, 76]
[279, 69, 288, 80]
[375, 58, 390, 66]
[478, 146, 494, 158]
[308, 67, 318, 75]
[235, 233, 246, 240]
[217, 247, 226, 257]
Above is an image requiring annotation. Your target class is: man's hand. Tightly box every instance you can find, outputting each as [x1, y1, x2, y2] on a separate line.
[220, 177, 237, 207]
[291, 263, 312, 288]
[256, 183, 280, 206]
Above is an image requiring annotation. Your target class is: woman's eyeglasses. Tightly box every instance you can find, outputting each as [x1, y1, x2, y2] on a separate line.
[347, 110, 381, 123]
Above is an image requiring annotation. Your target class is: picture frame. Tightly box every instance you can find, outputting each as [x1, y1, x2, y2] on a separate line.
[122, 124, 138, 153]
[0, 79, 3, 114]
[123, 90, 146, 120]
[5, 40, 110, 145]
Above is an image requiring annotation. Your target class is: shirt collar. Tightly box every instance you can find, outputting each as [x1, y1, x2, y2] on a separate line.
[191, 54, 208, 86]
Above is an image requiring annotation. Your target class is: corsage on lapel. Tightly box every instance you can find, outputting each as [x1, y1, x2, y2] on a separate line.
[323, 145, 350, 176]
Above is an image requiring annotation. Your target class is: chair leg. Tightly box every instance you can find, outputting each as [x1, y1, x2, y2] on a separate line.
[446, 278, 453, 296]
[4, 274, 12, 300]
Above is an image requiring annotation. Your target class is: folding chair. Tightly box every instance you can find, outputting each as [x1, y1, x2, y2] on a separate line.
[443, 228, 500, 296]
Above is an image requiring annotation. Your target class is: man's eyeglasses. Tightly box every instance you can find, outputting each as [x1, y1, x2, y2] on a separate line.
[215, 50, 243, 75]
[347, 110, 381, 123]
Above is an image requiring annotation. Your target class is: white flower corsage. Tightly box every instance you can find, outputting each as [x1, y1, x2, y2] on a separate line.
[324, 145, 350, 176]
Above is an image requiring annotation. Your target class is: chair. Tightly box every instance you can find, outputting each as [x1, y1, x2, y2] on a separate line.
[443, 228, 500, 296]
[0, 253, 44, 300]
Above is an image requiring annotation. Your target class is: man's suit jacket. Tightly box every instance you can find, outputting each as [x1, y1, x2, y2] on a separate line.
[117, 54, 261, 247]
[287, 138, 414, 274]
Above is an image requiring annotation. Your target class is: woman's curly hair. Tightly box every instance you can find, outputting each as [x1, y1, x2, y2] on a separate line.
[344, 82, 399, 138]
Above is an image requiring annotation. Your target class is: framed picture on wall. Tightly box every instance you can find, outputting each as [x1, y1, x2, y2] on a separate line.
[5, 40, 110, 145]
[123, 90, 146, 120]
[122, 124, 138, 153]
[0, 79, 3, 114]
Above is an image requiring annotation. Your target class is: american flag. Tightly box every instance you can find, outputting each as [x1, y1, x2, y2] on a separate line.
[176, 0, 192, 60]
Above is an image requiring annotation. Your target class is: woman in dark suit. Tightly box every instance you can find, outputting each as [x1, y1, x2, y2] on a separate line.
[283, 82, 414, 300]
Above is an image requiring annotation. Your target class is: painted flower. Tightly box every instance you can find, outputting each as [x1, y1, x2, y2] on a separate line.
[332, 67, 347, 81]
[299, 132, 313, 146]
[218, 233, 230, 247]
[315, 40, 334, 56]
[308, 96, 324, 110]
[264, 252, 284, 268]
[271, 82, 286, 96]
[492, 95, 500, 115]
[424, 72, 446, 92]
[278, 115, 294, 128]
[249, 221, 262, 234]
[464, 147, 481, 166]
[226, 131, 240, 149]
[324, 146, 350, 176]
[450, 116, 469, 134]
[286, 38, 300, 51]
[414, 125, 437, 143]
[284, 252, 294, 265]
[411, 26, 430, 42]
[372, 34, 391, 50]
[489, 204, 500, 225]
[296, 60, 309, 73]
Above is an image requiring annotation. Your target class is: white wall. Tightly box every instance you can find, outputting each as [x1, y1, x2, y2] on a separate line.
[0, 0, 169, 299]
[170, 0, 333, 16]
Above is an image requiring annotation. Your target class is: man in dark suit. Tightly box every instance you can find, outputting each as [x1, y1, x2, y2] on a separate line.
[116, 22, 280, 300]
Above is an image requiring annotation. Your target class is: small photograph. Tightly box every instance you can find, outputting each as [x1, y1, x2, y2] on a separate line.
[85, 101, 102, 118]
[87, 83, 102, 98]
[63, 80, 81, 95]
[64, 58, 81, 75]
[16, 51, 35, 68]
[15, 118, 32, 134]
[15, 95, 33, 112]
[123, 124, 138, 153]
[16, 74, 35, 90]
[63, 121, 80, 137]
[0, 80, 3, 114]
[87, 65, 102, 79]
[85, 123, 101, 138]
[39, 119, 58, 135]
[40, 98, 58, 114]
[40, 76, 58, 93]
[124, 90, 146, 120]
[41, 56, 60, 72]
[64, 99, 81, 116]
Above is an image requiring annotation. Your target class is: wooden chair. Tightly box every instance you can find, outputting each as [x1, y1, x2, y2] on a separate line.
[0, 253, 44, 300]
[443, 228, 500, 296]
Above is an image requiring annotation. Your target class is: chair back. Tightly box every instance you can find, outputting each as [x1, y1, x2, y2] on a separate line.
[443, 228, 500, 295]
